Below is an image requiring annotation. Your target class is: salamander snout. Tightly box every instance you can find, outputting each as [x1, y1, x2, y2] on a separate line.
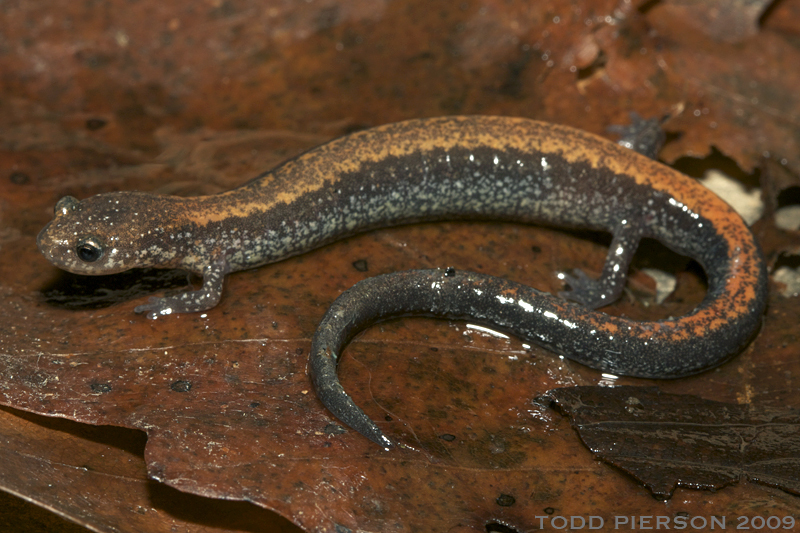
[37, 193, 143, 275]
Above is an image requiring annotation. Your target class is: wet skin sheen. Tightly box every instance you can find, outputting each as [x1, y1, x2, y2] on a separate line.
[37, 116, 768, 448]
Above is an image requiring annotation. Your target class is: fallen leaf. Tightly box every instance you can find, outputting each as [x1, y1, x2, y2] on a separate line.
[543, 386, 800, 498]
[1, 0, 800, 531]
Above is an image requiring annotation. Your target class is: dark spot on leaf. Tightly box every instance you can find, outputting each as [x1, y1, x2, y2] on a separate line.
[495, 493, 515, 506]
[90, 382, 112, 394]
[352, 259, 368, 272]
[9, 171, 30, 184]
[440, 433, 456, 442]
[85, 118, 107, 130]
[170, 380, 192, 393]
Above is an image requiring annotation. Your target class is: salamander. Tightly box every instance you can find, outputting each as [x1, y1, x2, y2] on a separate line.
[37, 116, 767, 446]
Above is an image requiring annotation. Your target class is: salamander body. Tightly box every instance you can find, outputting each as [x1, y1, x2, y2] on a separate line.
[38, 116, 767, 435]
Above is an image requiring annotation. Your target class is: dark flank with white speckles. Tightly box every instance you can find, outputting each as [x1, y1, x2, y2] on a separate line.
[38, 116, 767, 404]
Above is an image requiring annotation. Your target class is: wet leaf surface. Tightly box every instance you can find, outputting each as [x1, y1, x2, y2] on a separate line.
[0, 406, 299, 533]
[1, 0, 799, 531]
[543, 386, 800, 499]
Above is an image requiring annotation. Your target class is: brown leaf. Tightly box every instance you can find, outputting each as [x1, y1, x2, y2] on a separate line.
[0, 406, 299, 532]
[543, 386, 800, 498]
[642, 2, 800, 171]
[2, 0, 800, 531]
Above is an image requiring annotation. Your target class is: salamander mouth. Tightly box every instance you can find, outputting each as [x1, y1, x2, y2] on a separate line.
[36, 222, 103, 275]
[36, 222, 60, 263]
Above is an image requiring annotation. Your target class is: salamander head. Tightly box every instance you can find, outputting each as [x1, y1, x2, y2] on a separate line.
[37, 192, 182, 275]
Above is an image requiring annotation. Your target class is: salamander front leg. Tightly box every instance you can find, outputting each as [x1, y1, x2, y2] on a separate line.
[558, 220, 643, 309]
[134, 257, 230, 318]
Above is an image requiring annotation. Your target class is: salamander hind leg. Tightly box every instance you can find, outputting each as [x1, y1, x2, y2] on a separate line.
[558, 219, 643, 309]
[134, 257, 230, 319]
[608, 112, 666, 159]
[561, 114, 664, 309]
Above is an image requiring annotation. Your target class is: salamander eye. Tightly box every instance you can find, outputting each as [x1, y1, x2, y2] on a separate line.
[55, 196, 79, 216]
[76, 237, 104, 262]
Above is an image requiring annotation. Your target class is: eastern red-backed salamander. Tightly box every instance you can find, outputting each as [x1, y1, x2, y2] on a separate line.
[37, 116, 768, 448]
